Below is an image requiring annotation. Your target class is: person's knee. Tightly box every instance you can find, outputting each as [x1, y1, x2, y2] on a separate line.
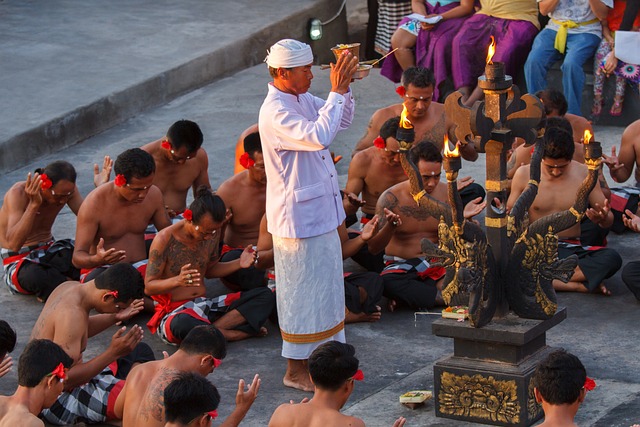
[560, 57, 585, 74]
[169, 314, 209, 343]
[602, 249, 623, 275]
[622, 262, 640, 300]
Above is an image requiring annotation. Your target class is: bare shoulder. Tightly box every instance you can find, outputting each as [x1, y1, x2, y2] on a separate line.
[373, 104, 402, 123]
[140, 139, 159, 154]
[344, 415, 366, 427]
[2, 182, 27, 205]
[350, 149, 374, 171]
[150, 223, 177, 248]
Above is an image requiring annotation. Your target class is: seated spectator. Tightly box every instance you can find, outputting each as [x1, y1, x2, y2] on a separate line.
[592, 0, 640, 117]
[145, 187, 274, 344]
[525, 0, 612, 115]
[374, 0, 413, 57]
[268, 341, 406, 427]
[532, 349, 593, 427]
[354, 67, 478, 162]
[0, 320, 16, 378]
[163, 372, 221, 427]
[603, 119, 640, 185]
[217, 131, 268, 291]
[382, 0, 475, 102]
[452, 0, 540, 107]
[0, 339, 73, 427]
[508, 127, 622, 294]
[366, 141, 485, 311]
[114, 325, 259, 427]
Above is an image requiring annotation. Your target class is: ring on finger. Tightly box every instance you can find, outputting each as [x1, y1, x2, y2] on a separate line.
[186, 273, 192, 280]
[188, 279, 193, 284]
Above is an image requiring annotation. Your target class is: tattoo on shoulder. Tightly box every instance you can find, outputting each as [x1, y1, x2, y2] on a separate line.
[398, 204, 432, 221]
[140, 367, 179, 422]
[146, 248, 163, 277]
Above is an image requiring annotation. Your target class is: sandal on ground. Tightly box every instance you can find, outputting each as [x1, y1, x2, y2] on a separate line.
[591, 95, 603, 116]
[610, 97, 624, 116]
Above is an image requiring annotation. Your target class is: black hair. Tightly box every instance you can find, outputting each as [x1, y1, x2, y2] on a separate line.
[410, 140, 443, 164]
[189, 186, 226, 223]
[164, 372, 220, 424]
[167, 120, 204, 153]
[113, 148, 156, 183]
[243, 132, 262, 157]
[18, 339, 73, 387]
[34, 161, 77, 186]
[543, 127, 575, 161]
[536, 89, 568, 117]
[94, 263, 145, 302]
[308, 341, 359, 391]
[401, 67, 435, 89]
[380, 117, 400, 141]
[0, 320, 16, 360]
[179, 325, 227, 359]
[532, 349, 586, 405]
[545, 116, 573, 136]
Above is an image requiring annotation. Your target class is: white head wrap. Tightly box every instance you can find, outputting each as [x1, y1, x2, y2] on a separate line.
[265, 39, 313, 69]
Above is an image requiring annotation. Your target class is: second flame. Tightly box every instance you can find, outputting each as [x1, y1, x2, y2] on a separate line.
[400, 105, 413, 129]
[443, 135, 460, 157]
[583, 129, 592, 144]
[486, 36, 496, 65]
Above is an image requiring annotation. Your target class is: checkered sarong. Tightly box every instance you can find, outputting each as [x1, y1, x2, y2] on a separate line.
[40, 364, 123, 425]
[157, 294, 240, 345]
[374, 0, 412, 55]
[1, 239, 73, 294]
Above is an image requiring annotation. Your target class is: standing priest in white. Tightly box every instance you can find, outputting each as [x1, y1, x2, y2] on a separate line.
[259, 39, 358, 391]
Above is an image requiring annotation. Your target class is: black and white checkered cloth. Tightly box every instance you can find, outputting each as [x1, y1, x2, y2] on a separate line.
[374, 0, 412, 55]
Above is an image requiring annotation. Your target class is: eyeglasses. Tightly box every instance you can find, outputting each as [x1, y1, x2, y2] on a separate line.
[50, 188, 75, 200]
[125, 184, 152, 192]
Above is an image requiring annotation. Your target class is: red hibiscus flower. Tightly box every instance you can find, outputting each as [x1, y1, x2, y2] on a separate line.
[239, 152, 255, 169]
[161, 140, 171, 150]
[396, 86, 406, 97]
[208, 410, 218, 420]
[183, 209, 193, 221]
[50, 363, 66, 381]
[114, 174, 127, 187]
[351, 369, 364, 381]
[40, 174, 53, 190]
[584, 377, 596, 391]
[373, 136, 386, 149]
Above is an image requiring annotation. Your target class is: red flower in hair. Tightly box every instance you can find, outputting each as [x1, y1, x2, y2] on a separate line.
[161, 140, 171, 150]
[183, 209, 193, 221]
[50, 363, 66, 381]
[114, 174, 127, 187]
[40, 174, 53, 190]
[213, 357, 222, 368]
[395, 86, 406, 97]
[208, 410, 218, 420]
[239, 152, 255, 169]
[351, 369, 364, 381]
[584, 377, 596, 391]
[105, 290, 119, 299]
[373, 137, 386, 149]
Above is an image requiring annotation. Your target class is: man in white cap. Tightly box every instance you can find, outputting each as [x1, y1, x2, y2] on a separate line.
[259, 38, 359, 391]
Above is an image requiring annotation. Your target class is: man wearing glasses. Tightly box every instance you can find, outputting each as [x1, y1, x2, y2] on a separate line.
[72, 148, 171, 288]
[0, 159, 110, 301]
[352, 67, 477, 162]
[140, 120, 211, 220]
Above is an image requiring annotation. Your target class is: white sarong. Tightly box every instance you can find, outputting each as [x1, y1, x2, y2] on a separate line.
[273, 229, 345, 359]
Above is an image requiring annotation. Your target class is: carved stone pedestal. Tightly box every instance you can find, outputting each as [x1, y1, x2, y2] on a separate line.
[432, 308, 566, 426]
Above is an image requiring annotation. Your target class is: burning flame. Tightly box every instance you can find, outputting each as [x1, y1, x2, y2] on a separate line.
[583, 129, 592, 144]
[443, 136, 460, 157]
[486, 36, 496, 65]
[400, 105, 413, 129]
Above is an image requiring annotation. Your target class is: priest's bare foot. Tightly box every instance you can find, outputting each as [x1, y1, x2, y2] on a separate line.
[283, 359, 314, 392]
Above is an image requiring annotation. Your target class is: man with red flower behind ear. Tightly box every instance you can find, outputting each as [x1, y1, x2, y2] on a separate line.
[216, 131, 269, 291]
[352, 67, 477, 162]
[72, 148, 170, 288]
[1, 161, 87, 301]
[0, 339, 73, 427]
[140, 120, 211, 219]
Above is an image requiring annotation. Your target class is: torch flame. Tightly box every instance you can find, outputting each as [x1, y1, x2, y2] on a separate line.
[400, 105, 413, 129]
[443, 136, 460, 157]
[486, 36, 496, 65]
[583, 129, 592, 144]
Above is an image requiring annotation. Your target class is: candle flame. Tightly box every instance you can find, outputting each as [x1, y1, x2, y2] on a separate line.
[400, 105, 413, 129]
[486, 36, 496, 65]
[443, 136, 460, 157]
[583, 129, 592, 144]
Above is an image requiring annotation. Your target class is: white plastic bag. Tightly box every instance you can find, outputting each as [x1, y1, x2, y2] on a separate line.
[614, 31, 640, 64]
